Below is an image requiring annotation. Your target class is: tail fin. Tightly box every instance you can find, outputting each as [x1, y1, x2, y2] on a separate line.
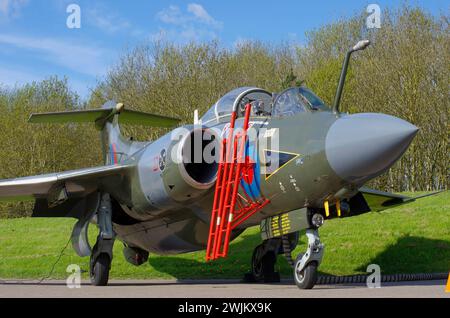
[28, 100, 180, 164]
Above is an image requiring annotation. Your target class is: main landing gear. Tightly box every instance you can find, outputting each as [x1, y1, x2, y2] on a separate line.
[246, 222, 324, 289]
[244, 239, 281, 283]
[244, 232, 298, 283]
[90, 193, 115, 286]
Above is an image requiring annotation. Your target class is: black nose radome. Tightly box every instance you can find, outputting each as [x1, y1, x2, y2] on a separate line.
[325, 113, 418, 184]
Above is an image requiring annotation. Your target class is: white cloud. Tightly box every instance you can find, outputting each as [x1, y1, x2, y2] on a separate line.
[0, 0, 27, 20]
[155, 3, 222, 42]
[187, 3, 222, 29]
[156, 5, 187, 26]
[86, 6, 145, 38]
[151, 26, 217, 44]
[87, 7, 131, 34]
[0, 33, 112, 77]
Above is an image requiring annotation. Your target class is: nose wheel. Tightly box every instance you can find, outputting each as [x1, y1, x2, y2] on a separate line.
[293, 254, 318, 289]
[292, 229, 323, 289]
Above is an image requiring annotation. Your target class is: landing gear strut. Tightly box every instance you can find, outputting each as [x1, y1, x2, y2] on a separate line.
[245, 227, 323, 289]
[90, 193, 115, 286]
[293, 228, 324, 289]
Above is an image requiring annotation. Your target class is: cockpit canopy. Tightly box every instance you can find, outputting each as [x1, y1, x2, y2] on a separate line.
[200, 86, 329, 124]
[273, 87, 329, 116]
[201, 87, 272, 124]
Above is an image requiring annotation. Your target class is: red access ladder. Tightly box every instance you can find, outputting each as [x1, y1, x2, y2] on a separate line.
[206, 103, 270, 261]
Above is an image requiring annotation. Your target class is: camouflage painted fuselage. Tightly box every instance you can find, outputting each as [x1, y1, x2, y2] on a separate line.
[97, 84, 418, 255]
[108, 112, 348, 254]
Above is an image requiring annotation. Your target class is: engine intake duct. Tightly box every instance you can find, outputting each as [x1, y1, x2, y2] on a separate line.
[162, 126, 220, 202]
[179, 127, 219, 188]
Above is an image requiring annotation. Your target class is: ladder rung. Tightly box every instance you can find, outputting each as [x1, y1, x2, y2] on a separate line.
[206, 103, 270, 262]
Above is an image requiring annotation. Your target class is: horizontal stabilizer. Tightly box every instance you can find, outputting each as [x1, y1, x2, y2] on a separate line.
[28, 104, 180, 128]
[29, 108, 111, 124]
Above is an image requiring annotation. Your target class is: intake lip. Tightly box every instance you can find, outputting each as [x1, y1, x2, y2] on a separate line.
[325, 113, 419, 184]
[177, 127, 220, 189]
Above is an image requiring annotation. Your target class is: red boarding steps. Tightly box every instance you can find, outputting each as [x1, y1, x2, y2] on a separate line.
[206, 103, 270, 261]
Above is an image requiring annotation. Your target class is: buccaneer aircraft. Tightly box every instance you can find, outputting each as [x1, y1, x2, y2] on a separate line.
[0, 40, 433, 289]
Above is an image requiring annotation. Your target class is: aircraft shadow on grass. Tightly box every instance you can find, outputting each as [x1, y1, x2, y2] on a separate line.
[148, 233, 450, 280]
[357, 235, 450, 275]
[148, 230, 266, 281]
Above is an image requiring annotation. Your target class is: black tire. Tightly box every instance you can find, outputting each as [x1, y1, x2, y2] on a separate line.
[90, 253, 110, 286]
[251, 244, 277, 282]
[251, 245, 265, 281]
[293, 254, 318, 289]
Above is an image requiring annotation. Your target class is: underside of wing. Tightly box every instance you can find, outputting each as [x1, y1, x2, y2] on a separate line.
[357, 186, 443, 212]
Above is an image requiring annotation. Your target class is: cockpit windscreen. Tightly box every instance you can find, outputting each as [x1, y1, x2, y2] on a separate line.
[273, 87, 329, 117]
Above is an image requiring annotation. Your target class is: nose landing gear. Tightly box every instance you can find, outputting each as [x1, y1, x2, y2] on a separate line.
[246, 209, 325, 289]
[293, 229, 323, 289]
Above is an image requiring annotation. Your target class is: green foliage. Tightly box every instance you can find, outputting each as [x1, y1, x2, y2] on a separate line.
[0, 77, 101, 217]
[89, 40, 298, 141]
[280, 68, 304, 90]
[297, 6, 449, 191]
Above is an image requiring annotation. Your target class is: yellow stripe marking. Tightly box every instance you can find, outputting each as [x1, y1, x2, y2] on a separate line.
[336, 200, 341, 217]
[263, 149, 301, 181]
[324, 200, 330, 217]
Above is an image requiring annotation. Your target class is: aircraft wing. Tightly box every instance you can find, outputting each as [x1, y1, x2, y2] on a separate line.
[0, 164, 131, 203]
[358, 187, 443, 212]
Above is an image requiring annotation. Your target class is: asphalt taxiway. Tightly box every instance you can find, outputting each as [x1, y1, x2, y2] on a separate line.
[0, 279, 448, 298]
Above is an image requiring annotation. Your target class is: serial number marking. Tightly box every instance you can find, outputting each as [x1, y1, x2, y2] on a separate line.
[178, 302, 272, 315]
[222, 302, 272, 314]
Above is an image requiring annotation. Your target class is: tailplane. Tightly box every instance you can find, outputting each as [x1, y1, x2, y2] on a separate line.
[28, 101, 180, 164]
[28, 101, 179, 128]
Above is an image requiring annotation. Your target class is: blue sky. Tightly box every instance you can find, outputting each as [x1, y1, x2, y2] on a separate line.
[0, 0, 447, 99]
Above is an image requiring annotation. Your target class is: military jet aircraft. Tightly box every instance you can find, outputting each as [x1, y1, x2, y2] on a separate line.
[0, 40, 433, 289]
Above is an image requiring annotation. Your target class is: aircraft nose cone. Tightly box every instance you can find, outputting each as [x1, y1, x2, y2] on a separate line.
[325, 113, 418, 183]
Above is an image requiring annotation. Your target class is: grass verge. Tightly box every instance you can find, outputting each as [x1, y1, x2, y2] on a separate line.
[0, 191, 448, 280]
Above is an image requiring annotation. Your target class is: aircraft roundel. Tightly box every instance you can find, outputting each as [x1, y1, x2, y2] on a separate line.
[240, 141, 261, 200]
[159, 149, 166, 171]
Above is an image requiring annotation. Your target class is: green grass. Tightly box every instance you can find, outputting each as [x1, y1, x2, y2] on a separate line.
[0, 192, 449, 280]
